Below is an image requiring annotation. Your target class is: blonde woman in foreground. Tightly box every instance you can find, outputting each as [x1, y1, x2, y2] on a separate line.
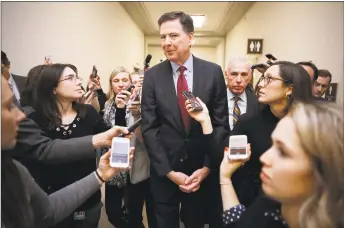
[187, 100, 344, 228]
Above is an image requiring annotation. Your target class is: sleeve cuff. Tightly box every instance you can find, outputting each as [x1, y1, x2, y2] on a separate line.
[222, 204, 246, 225]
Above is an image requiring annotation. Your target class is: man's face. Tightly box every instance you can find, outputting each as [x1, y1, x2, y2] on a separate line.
[301, 65, 315, 81]
[159, 19, 193, 65]
[225, 60, 252, 95]
[312, 76, 331, 97]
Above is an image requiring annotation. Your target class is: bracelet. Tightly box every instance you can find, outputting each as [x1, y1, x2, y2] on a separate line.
[95, 170, 105, 183]
[220, 181, 232, 185]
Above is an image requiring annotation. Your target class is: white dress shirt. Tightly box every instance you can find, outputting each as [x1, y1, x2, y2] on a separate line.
[170, 54, 194, 94]
[227, 89, 247, 130]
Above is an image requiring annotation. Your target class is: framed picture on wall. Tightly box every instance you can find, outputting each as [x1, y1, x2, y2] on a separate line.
[247, 39, 263, 54]
[324, 83, 338, 102]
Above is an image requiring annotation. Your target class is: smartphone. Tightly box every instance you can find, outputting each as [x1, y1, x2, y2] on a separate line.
[92, 65, 97, 78]
[182, 91, 203, 112]
[265, 54, 277, 61]
[228, 135, 248, 160]
[126, 85, 135, 92]
[118, 118, 142, 137]
[110, 137, 130, 168]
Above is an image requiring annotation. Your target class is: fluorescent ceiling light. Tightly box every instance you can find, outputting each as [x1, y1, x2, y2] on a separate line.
[191, 15, 205, 28]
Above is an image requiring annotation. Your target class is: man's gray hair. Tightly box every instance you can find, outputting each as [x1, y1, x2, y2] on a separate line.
[227, 56, 253, 71]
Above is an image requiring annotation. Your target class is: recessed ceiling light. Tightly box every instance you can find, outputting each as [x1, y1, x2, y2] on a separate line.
[191, 15, 205, 28]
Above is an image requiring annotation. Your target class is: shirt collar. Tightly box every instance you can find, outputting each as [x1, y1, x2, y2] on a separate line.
[227, 88, 247, 103]
[8, 73, 15, 85]
[170, 54, 193, 74]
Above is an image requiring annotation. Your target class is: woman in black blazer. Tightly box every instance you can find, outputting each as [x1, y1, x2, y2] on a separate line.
[227, 61, 314, 207]
[1, 76, 133, 228]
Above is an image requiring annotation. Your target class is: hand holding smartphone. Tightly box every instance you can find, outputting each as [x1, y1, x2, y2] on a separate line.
[228, 135, 248, 160]
[182, 91, 203, 112]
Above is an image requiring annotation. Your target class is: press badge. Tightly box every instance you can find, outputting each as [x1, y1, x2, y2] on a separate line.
[74, 211, 85, 220]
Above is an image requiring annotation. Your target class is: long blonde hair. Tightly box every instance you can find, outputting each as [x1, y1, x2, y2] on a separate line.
[106, 66, 132, 105]
[288, 102, 344, 228]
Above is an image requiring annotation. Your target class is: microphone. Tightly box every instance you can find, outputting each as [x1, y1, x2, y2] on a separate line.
[144, 54, 152, 71]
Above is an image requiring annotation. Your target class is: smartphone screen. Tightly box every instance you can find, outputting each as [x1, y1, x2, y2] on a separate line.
[229, 136, 247, 155]
[111, 140, 129, 164]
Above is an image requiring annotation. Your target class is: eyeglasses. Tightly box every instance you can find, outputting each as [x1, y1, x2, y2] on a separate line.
[58, 75, 83, 83]
[257, 75, 292, 87]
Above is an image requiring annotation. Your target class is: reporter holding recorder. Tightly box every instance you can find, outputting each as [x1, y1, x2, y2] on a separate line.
[1, 76, 134, 228]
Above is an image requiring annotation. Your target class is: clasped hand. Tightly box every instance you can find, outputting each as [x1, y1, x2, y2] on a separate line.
[169, 167, 210, 193]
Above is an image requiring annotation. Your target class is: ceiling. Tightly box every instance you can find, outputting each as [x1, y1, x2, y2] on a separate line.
[120, 2, 254, 47]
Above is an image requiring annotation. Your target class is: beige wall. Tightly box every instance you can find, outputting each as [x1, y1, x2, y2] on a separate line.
[1, 2, 145, 93]
[216, 39, 225, 70]
[225, 2, 344, 104]
[147, 45, 220, 67]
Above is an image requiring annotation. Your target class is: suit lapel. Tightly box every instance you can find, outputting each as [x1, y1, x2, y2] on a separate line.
[187, 56, 204, 136]
[158, 61, 185, 135]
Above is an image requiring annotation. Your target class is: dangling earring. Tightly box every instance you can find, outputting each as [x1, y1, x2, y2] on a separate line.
[286, 94, 290, 100]
[53, 88, 57, 95]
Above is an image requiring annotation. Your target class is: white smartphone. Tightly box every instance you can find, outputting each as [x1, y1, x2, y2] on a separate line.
[110, 137, 130, 168]
[228, 135, 248, 160]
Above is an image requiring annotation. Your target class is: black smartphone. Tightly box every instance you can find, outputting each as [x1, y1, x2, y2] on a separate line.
[118, 118, 142, 137]
[265, 54, 277, 61]
[126, 85, 135, 92]
[92, 65, 97, 78]
[182, 91, 203, 112]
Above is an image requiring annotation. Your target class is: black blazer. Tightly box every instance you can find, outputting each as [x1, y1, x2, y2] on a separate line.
[12, 74, 26, 94]
[230, 106, 279, 207]
[225, 196, 285, 228]
[244, 86, 261, 118]
[141, 56, 230, 178]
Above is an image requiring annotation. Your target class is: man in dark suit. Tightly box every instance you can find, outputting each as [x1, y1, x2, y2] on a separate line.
[141, 11, 229, 228]
[204, 57, 261, 227]
[224, 57, 260, 131]
[1, 50, 26, 103]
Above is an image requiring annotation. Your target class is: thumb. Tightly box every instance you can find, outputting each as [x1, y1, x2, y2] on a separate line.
[223, 147, 229, 161]
[101, 150, 111, 160]
[185, 173, 196, 185]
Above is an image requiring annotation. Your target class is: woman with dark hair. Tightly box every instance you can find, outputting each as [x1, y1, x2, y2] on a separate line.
[184, 61, 314, 225]
[1, 76, 132, 228]
[227, 61, 314, 208]
[24, 63, 111, 228]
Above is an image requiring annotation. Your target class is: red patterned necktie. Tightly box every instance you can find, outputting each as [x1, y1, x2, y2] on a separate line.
[177, 66, 189, 131]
